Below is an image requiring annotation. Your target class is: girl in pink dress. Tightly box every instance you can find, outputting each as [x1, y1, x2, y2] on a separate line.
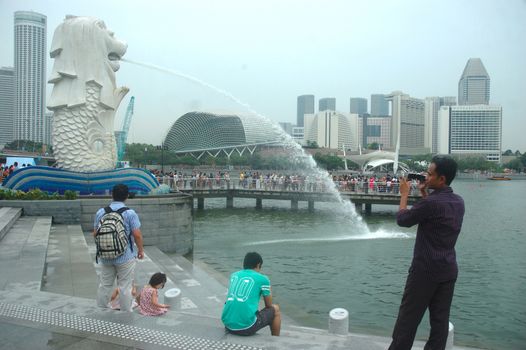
[138, 272, 170, 316]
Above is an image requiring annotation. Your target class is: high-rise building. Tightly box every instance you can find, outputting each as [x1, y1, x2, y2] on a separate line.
[349, 97, 367, 115]
[0, 67, 15, 148]
[440, 96, 457, 106]
[438, 105, 502, 162]
[44, 111, 53, 146]
[387, 91, 427, 155]
[424, 96, 456, 153]
[319, 97, 336, 112]
[279, 122, 293, 136]
[291, 127, 305, 145]
[14, 11, 47, 143]
[458, 58, 490, 105]
[304, 111, 358, 150]
[358, 115, 391, 149]
[297, 95, 315, 127]
[371, 94, 390, 117]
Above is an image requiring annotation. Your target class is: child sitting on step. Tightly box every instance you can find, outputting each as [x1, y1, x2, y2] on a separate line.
[138, 272, 170, 316]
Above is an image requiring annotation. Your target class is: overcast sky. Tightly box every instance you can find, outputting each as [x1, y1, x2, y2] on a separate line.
[1, 0, 525, 150]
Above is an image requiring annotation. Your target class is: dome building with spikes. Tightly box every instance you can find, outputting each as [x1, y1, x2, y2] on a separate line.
[163, 111, 285, 159]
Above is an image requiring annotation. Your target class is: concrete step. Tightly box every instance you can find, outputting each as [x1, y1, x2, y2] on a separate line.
[0, 216, 52, 291]
[145, 247, 227, 317]
[0, 288, 480, 350]
[42, 224, 99, 298]
[0, 207, 22, 241]
[145, 248, 298, 326]
[0, 289, 264, 350]
[83, 232, 184, 303]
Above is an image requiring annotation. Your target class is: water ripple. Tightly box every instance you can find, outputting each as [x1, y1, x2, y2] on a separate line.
[244, 230, 412, 246]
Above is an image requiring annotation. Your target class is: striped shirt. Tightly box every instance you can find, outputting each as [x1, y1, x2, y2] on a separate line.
[397, 186, 465, 281]
[94, 201, 141, 265]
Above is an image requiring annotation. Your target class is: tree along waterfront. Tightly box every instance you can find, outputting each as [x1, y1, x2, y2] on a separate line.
[122, 143, 526, 173]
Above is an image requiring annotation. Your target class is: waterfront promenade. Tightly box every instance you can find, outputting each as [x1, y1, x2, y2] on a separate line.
[171, 178, 420, 212]
[181, 187, 420, 212]
[0, 206, 483, 349]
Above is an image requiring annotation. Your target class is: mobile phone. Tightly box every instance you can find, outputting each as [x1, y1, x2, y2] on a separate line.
[407, 173, 426, 182]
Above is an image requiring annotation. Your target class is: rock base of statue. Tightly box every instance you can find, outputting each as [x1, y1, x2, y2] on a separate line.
[2, 166, 159, 195]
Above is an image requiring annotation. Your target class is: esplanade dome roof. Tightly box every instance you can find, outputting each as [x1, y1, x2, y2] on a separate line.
[164, 111, 284, 153]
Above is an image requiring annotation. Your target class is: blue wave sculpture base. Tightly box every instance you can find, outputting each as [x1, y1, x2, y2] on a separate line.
[2, 166, 160, 195]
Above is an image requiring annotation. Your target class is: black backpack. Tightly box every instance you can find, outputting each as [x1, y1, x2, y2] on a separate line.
[95, 206, 131, 262]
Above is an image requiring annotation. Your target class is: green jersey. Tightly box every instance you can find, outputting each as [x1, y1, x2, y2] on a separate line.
[221, 269, 271, 330]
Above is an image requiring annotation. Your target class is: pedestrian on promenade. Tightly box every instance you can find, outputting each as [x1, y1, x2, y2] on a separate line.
[93, 184, 144, 312]
[389, 155, 465, 350]
[222, 252, 281, 336]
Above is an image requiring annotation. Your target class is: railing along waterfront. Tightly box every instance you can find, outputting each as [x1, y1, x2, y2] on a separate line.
[155, 176, 421, 196]
[155, 176, 421, 212]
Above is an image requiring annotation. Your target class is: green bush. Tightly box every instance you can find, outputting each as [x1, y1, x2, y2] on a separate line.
[63, 190, 77, 200]
[0, 188, 78, 200]
[0, 189, 17, 200]
[25, 189, 49, 200]
[49, 192, 61, 200]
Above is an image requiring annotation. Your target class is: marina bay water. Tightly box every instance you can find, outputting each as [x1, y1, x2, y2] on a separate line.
[191, 179, 526, 350]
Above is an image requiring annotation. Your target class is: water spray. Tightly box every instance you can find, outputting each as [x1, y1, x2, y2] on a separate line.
[122, 58, 409, 240]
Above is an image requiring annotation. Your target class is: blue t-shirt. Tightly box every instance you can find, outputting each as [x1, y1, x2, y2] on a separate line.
[94, 201, 141, 265]
[221, 269, 271, 330]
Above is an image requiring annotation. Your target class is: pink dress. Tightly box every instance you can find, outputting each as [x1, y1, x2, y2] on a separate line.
[138, 286, 168, 316]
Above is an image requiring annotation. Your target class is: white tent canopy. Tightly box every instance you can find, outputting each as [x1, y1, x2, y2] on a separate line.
[345, 150, 408, 173]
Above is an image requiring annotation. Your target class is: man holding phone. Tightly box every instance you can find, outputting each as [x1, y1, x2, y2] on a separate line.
[389, 155, 465, 350]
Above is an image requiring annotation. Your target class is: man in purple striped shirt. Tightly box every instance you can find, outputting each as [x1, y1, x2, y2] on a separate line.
[389, 155, 465, 350]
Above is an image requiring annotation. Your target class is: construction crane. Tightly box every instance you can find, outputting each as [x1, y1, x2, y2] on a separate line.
[115, 96, 135, 163]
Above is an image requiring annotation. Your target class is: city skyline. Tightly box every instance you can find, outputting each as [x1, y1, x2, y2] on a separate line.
[0, 0, 525, 151]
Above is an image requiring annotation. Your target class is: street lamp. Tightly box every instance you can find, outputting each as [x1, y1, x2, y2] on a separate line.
[156, 142, 168, 175]
[161, 142, 165, 174]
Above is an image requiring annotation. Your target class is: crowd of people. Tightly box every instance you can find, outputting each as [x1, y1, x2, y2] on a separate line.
[1, 162, 418, 196]
[0, 161, 24, 183]
[150, 169, 421, 195]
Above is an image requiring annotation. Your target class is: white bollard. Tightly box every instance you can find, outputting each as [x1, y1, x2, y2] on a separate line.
[164, 288, 181, 309]
[446, 321, 454, 350]
[328, 308, 349, 335]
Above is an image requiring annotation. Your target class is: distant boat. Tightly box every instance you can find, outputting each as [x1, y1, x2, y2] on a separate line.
[488, 176, 512, 181]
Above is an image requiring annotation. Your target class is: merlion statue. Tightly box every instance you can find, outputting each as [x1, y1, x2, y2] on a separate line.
[47, 16, 128, 172]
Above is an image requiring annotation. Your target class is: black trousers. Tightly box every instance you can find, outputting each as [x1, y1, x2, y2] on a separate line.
[389, 269, 456, 350]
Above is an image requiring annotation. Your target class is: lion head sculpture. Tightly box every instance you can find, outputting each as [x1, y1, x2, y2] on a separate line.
[47, 16, 129, 172]
[48, 15, 128, 111]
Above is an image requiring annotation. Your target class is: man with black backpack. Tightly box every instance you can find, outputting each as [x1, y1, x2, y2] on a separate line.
[93, 184, 144, 312]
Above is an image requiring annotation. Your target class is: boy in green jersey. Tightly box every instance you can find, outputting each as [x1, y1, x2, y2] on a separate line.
[221, 252, 281, 336]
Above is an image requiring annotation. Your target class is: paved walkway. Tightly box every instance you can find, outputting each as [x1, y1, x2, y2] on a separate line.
[0, 215, 51, 291]
[0, 210, 482, 349]
[43, 224, 98, 298]
[0, 207, 22, 240]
